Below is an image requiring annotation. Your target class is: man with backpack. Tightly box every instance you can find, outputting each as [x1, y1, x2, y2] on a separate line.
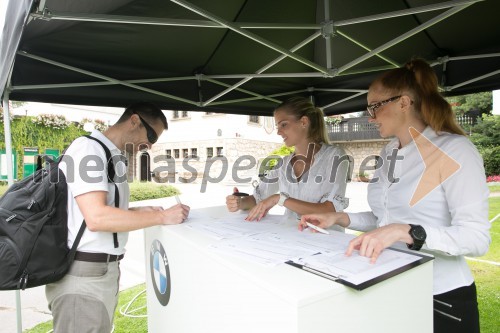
[45, 102, 190, 333]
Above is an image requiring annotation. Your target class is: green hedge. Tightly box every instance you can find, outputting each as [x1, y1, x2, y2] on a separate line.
[129, 182, 180, 201]
[480, 146, 500, 176]
[0, 116, 86, 179]
[1, 182, 179, 201]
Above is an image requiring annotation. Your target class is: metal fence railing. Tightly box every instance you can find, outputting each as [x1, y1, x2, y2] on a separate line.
[327, 117, 381, 141]
[328, 114, 477, 141]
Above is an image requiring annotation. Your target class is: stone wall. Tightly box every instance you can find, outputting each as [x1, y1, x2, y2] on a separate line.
[134, 137, 391, 184]
[332, 139, 390, 180]
[144, 139, 282, 184]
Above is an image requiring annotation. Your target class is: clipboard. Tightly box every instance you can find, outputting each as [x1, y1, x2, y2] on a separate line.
[286, 248, 433, 291]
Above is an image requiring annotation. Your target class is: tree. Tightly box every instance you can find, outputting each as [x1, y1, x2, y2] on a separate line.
[446, 92, 492, 116]
[468, 114, 500, 176]
[10, 101, 27, 108]
[469, 114, 500, 149]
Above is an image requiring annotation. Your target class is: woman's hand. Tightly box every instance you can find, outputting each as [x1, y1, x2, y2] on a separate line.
[299, 212, 349, 231]
[226, 193, 241, 212]
[226, 187, 243, 212]
[245, 194, 279, 221]
[345, 224, 411, 263]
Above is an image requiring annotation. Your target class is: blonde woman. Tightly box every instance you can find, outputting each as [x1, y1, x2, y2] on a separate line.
[226, 96, 349, 224]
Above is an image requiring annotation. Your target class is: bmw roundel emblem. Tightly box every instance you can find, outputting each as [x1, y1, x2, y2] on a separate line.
[149, 239, 171, 306]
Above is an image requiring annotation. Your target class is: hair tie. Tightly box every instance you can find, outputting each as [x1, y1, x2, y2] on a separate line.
[405, 62, 415, 73]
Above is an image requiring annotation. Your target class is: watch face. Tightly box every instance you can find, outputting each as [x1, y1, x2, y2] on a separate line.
[411, 226, 426, 241]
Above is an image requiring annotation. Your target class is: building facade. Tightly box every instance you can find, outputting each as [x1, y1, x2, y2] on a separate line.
[138, 111, 283, 185]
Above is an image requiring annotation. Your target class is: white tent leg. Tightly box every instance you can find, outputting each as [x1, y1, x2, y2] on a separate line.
[2, 91, 21, 333]
[15, 291, 22, 333]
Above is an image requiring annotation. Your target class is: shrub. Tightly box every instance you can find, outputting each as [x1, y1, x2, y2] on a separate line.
[32, 114, 70, 129]
[0, 116, 86, 179]
[268, 145, 294, 167]
[480, 146, 500, 176]
[129, 182, 180, 202]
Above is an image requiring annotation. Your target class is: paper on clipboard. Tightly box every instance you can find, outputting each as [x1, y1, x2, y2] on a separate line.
[288, 247, 433, 290]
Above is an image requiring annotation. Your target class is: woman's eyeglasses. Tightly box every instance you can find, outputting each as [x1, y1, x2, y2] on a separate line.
[366, 95, 401, 118]
[133, 112, 158, 144]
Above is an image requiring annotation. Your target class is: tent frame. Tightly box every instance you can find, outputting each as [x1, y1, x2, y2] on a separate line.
[6, 0, 499, 112]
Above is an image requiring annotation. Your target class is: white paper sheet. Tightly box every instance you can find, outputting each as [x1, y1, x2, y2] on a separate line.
[184, 216, 427, 287]
[292, 247, 423, 285]
[209, 235, 318, 266]
[184, 214, 285, 240]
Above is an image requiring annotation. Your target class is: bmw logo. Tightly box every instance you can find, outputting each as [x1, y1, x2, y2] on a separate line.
[149, 239, 171, 306]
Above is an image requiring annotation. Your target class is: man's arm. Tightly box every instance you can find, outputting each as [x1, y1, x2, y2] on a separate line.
[75, 191, 189, 232]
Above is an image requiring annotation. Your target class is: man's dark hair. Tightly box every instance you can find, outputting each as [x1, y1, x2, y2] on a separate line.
[117, 102, 168, 130]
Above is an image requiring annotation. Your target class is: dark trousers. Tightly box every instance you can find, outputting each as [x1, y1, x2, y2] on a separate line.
[434, 282, 480, 333]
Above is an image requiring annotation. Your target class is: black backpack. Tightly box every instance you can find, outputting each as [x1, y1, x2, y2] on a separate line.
[0, 135, 119, 290]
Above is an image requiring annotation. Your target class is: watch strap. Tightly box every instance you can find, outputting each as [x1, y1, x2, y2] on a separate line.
[407, 224, 426, 251]
[278, 192, 289, 206]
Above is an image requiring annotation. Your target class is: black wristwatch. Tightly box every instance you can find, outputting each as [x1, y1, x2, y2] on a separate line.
[407, 224, 426, 251]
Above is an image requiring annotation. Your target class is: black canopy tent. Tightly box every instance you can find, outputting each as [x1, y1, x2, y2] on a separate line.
[1, 2, 499, 331]
[1, 0, 500, 117]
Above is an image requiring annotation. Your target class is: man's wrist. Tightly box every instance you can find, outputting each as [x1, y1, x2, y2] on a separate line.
[338, 212, 351, 228]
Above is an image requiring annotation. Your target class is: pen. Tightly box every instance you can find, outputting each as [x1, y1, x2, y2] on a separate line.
[305, 222, 330, 235]
[175, 195, 182, 204]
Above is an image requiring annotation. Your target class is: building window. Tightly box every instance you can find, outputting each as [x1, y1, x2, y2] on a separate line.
[173, 111, 189, 119]
[216, 147, 223, 157]
[182, 149, 189, 158]
[207, 147, 213, 158]
[166, 149, 172, 158]
[249, 115, 259, 124]
[191, 148, 197, 158]
[174, 149, 180, 159]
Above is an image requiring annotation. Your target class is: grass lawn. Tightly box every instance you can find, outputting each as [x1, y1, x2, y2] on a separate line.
[488, 184, 500, 193]
[467, 196, 500, 333]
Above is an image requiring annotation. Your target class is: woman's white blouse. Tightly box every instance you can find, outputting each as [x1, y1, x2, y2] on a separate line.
[253, 144, 349, 219]
[347, 126, 491, 294]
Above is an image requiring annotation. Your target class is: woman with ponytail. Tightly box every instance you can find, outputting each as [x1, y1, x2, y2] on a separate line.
[299, 59, 490, 332]
[226, 96, 349, 225]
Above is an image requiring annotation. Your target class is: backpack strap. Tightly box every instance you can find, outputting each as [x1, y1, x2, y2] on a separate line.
[83, 135, 121, 248]
[67, 221, 88, 262]
[84, 135, 116, 182]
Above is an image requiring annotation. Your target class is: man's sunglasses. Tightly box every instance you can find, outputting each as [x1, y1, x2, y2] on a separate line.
[133, 112, 158, 144]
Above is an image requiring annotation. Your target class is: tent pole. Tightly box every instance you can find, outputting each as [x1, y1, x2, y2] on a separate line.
[334, 0, 484, 26]
[2, 90, 22, 333]
[17, 51, 198, 106]
[171, 0, 330, 75]
[321, 91, 367, 110]
[448, 69, 500, 91]
[338, 4, 472, 74]
[323, 0, 332, 70]
[31, 11, 321, 30]
[203, 32, 321, 106]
